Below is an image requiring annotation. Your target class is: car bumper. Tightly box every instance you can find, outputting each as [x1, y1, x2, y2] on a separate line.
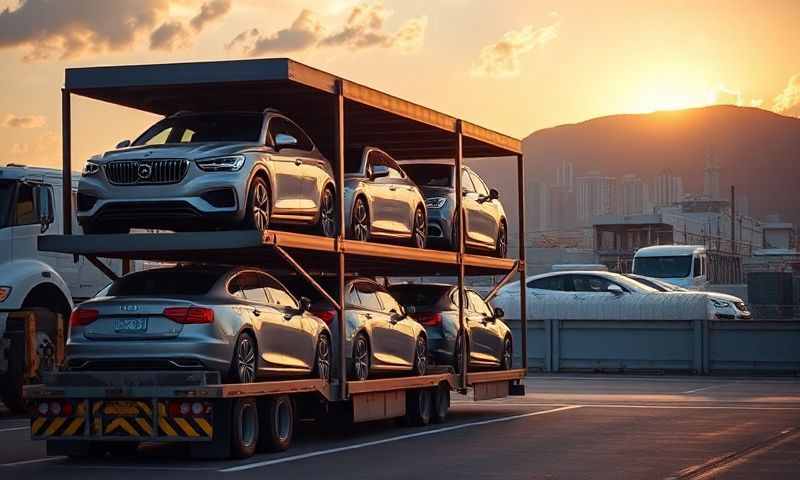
[425, 207, 454, 248]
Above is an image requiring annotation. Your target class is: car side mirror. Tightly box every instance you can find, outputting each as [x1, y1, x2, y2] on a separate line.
[489, 188, 500, 200]
[34, 185, 54, 233]
[299, 296, 311, 313]
[607, 284, 624, 295]
[274, 133, 298, 150]
[371, 165, 390, 179]
[493, 307, 504, 319]
[116, 139, 131, 149]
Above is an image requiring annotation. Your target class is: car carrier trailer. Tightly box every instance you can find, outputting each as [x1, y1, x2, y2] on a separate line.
[23, 58, 530, 459]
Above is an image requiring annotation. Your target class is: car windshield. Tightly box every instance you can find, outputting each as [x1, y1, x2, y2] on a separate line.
[108, 269, 224, 296]
[133, 113, 263, 146]
[401, 164, 453, 188]
[388, 285, 451, 311]
[0, 180, 14, 228]
[633, 256, 693, 279]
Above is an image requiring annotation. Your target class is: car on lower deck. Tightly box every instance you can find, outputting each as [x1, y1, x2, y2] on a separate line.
[66, 266, 332, 383]
[280, 276, 428, 380]
[77, 110, 337, 237]
[387, 283, 513, 371]
[399, 160, 507, 257]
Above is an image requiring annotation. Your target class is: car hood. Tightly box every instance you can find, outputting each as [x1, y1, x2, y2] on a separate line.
[419, 186, 454, 199]
[96, 142, 266, 162]
[704, 292, 744, 303]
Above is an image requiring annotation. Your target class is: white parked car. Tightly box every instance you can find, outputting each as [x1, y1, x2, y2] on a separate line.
[492, 271, 711, 321]
[625, 274, 751, 320]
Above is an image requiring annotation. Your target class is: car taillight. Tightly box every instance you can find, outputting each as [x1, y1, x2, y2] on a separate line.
[69, 308, 98, 327]
[311, 309, 336, 325]
[163, 307, 214, 324]
[416, 312, 442, 327]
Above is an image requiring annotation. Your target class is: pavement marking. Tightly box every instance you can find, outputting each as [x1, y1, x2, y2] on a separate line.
[219, 405, 581, 473]
[451, 401, 800, 411]
[1, 456, 66, 467]
[0, 425, 30, 432]
[682, 383, 734, 394]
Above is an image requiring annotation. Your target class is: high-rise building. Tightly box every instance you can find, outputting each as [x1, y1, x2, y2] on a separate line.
[652, 170, 684, 207]
[704, 157, 721, 200]
[576, 173, 617, 224]
[555, 160, 574, 191]
[620, 174, 647, 215]
[547, 184, 576, 230]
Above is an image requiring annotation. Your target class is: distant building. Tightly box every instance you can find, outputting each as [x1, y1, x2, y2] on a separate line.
[555, 160, 574, 191]
[576, 173, 617, 225]
[704, 157, 721, 200]
[761, 215, 795, 250]
[619, 174, 648, 215]
[547, 184, 576, 230]
[651, 170, 683, 207]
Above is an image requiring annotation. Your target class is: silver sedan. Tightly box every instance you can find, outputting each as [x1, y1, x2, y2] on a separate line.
[66, 266, 332, 383]
[343, 146, 428, 248]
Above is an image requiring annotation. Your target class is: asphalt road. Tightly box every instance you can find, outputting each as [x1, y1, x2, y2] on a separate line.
[1, 375, 799, 479]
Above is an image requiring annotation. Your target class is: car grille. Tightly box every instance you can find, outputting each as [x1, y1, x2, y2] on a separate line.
[105, 159, 189, 185]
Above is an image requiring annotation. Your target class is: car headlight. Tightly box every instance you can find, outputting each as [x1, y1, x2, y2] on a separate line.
[82, 161, 100, 176]
[196, 155, 245, 172]
[0, 286, 11, 302]
[426, 197, 447, 209]
[710, 299, 731, 309]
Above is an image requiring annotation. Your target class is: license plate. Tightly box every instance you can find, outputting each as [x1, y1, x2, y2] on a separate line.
[114, 317, 147, 333]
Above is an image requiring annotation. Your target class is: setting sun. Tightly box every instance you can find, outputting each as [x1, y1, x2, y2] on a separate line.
[626, 64, 720, 113]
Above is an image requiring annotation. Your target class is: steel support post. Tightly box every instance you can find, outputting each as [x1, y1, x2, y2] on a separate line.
[334, 79, 348, 400]
[517, 153, 528, 371]
[454, 120, 467, 389]
[61, 89, 72, 235]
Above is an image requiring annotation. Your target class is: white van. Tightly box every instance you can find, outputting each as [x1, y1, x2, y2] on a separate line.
[632, 245, 709, 290]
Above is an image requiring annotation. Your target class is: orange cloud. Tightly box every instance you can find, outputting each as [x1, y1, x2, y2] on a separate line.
[471, 18, 560, 78]
[3, 113, 46, 128]
[772, 73, 800, 116]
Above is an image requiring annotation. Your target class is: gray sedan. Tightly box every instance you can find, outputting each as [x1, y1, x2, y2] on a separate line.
[281, 276, 428, 380]
[388, 283, 513, 371]
[66, 266, 332, 383]
[343, 146, 427, 248]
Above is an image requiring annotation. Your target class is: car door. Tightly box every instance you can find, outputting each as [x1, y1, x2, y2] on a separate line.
[263, 274, 316, 371]
[266, 116, 304, 214]
[568, 274, 627, 319]
[460, 169, 489, 246]
[375, 288, 416, 367]
[468, 170, 500, 248]
[366, 150, 407, 236]
[276, 118, 323, 216]
[466, 290, 499, 363]
[384, 155, 419, 234]
[354, 281, 401, 367]
[235, 272, 294, 371]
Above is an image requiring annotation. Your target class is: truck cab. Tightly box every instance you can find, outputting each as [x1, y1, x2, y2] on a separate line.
[632, 245, 709, 290]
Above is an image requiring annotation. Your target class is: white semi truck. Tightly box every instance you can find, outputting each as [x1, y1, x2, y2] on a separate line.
[0, 164, 123, 412]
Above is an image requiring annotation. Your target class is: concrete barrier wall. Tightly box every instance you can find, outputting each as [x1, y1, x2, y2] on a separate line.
[506, 318, 800, 374]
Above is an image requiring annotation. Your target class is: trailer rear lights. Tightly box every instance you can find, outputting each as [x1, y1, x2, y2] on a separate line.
[0, 286, 10, 302]
[310, 309, 336, 325]
[36, 400, 73, 417]
[416, 312, 442, 327]
[163, 306, 214, 324]
[69, 308, 99, 327]
[168, 400, 212, 417]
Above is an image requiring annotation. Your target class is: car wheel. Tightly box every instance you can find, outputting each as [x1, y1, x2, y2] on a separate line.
[453, 332, 469, 374]
[258, 395, 293, 453]
[351, 333, 370, 381]
[411, 207, 426, 249]
[412, 335, 428, 376]
[314, 334, 331, 382]
[501, 336, 513, 370]
[350, 197, 370, 242]
[317, 186, 338, 238]
[231, 397, 259, 459]
[245, 177, 271, 233]
[231, 332, 257, 384]
[495, 222, 508, 258]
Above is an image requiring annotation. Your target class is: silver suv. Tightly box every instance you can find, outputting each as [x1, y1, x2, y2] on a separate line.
[77, 110, 337, 236]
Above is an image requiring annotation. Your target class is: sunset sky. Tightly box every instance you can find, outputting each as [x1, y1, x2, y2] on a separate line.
[0, 0, 798, 169]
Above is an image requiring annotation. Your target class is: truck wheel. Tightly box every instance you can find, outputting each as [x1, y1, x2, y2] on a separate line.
[0, 331, 26, 413]
[258, 395, 293, 452]
[231, 398, 259, 459]
[432, 383, 450, 424]
[404, 388, 432, 426]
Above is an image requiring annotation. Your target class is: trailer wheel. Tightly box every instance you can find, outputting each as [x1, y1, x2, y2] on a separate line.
[258, 395, 293, 452]
[404, 389, 432, 426]
[432, 383, 450, 424]
[231, 397, 259, 459]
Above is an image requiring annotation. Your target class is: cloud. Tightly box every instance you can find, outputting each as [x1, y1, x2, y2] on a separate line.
[750, 98, 763, 108]
[470, 19, 560, 78]
[772, 73, 800, 116]
[3, 114, 46, 129]
[150, 21, 191, 51]
[229, 1, 426, 55]
[8, 130, 60, 167]
[0, 0, 169, 61]
[190, 0, 231, 31]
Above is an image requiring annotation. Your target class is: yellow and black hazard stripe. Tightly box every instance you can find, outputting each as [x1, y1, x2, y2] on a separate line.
[91, 400, 154, 437]
[31, 403, 86, 438]
[157, 402, 213, 438]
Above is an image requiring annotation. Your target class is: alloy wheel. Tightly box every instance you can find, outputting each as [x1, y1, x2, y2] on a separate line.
[353, 335, 369, 381]
[496, 224, 508, 258]
[320, 188, 337, 238]
[236, 335, 256, 383]
[503, 337, 513, 370]
[352, 198, 370, 242]
[414, 336, 428, 375]
[316, 335, 331, 381]
[251, 182, 270, 233]
[413, 208, 426, 249]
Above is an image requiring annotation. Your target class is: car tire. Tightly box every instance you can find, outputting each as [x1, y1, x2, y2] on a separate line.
[314, 333, 332, 382]
[350, 333, 370, 381]
[432, 383, 450, 424]
[317, 186, 338, 238]
[231, 397, 259, 459]
[230, 332, 257, 384]
[411, 207, 426, 249]
[453, 332, 469, 374]
[258, 395, 293, 453]
[244, 177, 271, 233]
[412, 334, 428, 376]
[501, 335, 513, 370]
[349, 196, 370, 242]
[495, 222, 508, 258]
[404, 389, 432, 426]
